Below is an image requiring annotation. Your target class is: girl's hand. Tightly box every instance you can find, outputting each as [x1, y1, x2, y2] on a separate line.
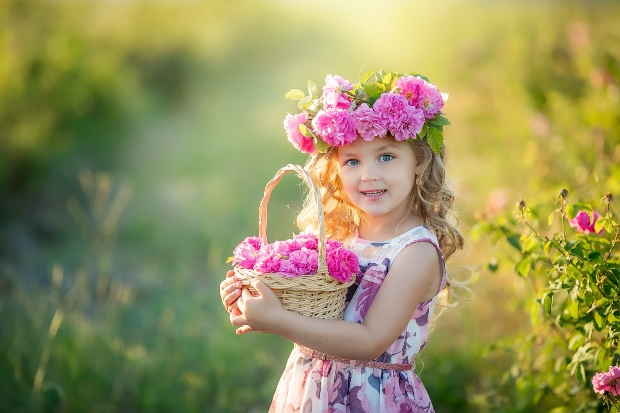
[220, 270, 242, 316]
[230, 280, 283, 335]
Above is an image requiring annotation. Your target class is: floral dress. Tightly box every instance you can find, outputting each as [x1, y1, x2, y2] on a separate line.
[269, 225, 446, 413]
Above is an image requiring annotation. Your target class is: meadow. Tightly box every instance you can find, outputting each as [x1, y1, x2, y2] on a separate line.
[1, 1, 619, 411]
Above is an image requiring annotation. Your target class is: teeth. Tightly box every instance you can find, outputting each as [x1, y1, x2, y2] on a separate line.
[363, 190, 385, 196]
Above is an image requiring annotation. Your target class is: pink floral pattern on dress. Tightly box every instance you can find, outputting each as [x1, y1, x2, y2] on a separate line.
[269, 226, 446, 412]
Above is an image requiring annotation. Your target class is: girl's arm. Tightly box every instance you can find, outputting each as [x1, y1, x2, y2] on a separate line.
[230, 241, 442, 361]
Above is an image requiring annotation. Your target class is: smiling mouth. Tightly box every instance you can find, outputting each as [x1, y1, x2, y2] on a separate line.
[361, 190, 386, 197]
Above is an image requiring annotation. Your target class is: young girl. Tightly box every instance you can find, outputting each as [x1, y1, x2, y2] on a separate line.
[220, 71, 464, 412]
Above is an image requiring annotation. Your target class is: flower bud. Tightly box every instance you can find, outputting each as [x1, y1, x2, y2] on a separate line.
[602, 192, 615, 205]
[516, 199, 527, 213]
[559, 188, 569, 200]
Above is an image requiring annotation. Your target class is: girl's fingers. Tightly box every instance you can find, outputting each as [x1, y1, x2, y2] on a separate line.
[236, 325, 253, 335]
[223, 289, 241, 308]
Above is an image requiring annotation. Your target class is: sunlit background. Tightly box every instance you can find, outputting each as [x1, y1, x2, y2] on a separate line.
[2, 0, 620, 412]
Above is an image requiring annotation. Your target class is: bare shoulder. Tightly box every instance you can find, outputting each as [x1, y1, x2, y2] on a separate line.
[389, 240, 443, 300]
[393, 240, 442, 271]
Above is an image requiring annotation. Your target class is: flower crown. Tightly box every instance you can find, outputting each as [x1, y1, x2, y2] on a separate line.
[283, 70, 450, 155]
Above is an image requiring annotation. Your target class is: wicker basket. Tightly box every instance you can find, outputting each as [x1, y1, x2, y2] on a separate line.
[234, 164, 356, 320]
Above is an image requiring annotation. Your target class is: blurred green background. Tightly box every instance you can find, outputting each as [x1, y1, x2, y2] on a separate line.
[2, 0, 620, 411]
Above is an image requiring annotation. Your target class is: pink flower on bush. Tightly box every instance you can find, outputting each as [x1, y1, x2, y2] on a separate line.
[351, 103, 388, 141]
[322, 74, 353, 110]
[569, 211, 603, 235]
[372, 92, 410, 132]
[390, 106, 424, 141]
[395, 76, 425, 106]
[312, 108, 357, 147]
[326, 247, 359, 283]
[233, 236, 264, 269]
[418, 82, 444, 119]
[592, 366, 620, 395]
[283, 112, 315, 154]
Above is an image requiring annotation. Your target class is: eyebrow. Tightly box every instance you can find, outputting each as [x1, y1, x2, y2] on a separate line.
[340, 144, 399, 158]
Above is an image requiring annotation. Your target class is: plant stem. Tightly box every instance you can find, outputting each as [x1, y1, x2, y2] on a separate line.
[30, 308, 64, 409]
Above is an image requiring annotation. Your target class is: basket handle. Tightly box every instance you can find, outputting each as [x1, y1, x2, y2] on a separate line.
[258, 164, 328, 275]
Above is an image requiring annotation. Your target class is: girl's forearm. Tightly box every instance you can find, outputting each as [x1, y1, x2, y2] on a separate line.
[269, 309, 384, 361]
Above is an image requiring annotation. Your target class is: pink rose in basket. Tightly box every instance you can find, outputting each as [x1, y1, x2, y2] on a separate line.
[279, 248, 319, 277]
[326, 246, 359, 283]
[232, 232, 358, 283]
[232, 236, 264, 269]
[289, 232, 319, 251]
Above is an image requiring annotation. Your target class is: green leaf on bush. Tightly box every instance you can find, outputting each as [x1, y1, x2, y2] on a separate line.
[594, 310, 605, 330]
[521, 234, 538, 254]
[515, 258, 531, 277]
[574, 202, 593, 219]
[594, 217, 611, 232]
[569, 300, 579, 319]
[609, 312, 619, 323]
[544, 240, 553, 254]
[568, 333, 583, 350]
[543, 293, 553, 315]
[426, 127, 443, 154]
[506, 235, 521, 250]
[577, 364, 586, 384]
[285, 89, 305, 100]
[566, 204, 576, 220]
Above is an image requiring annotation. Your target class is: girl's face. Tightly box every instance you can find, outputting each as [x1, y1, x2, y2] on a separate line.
[337, 136, 422, 225]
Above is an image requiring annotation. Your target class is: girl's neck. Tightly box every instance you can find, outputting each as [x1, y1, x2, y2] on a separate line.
[357, 213, 424, 242]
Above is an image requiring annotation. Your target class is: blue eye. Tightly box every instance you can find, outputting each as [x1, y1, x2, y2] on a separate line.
[345, 159, 360, 166]
[379, 154, 394, 162]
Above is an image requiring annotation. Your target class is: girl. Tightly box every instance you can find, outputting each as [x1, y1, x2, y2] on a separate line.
[220, 71, 464, 412]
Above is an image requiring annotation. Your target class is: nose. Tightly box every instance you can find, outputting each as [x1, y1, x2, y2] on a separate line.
[360, 164, 379, 182]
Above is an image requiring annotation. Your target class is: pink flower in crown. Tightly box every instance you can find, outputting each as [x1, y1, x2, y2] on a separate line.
[312, 108, 357, 147]
[372, 92, 410, 133]
[592, 366, 620, 395]
[288, 248, 319, 275]
[395, 75, 426, 106]
[326, 247, 359, 282]
[390, 105, 424, 141]
[232, 236, 264, 269]
[569, 211, 603, 235]
[351, 103, 388, 141]
[322, 74, 353, 110]
[283, 112, 315, 154]
[418, 82, 445, 119]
